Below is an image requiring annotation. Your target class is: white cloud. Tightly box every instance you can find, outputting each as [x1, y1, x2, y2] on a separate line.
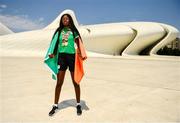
[0, 4, 7, 9]
[0, 14, 45, 31]
[20, 14, 29, 18]
[0, 4, 7, 12]
[38, 17, 44, 22]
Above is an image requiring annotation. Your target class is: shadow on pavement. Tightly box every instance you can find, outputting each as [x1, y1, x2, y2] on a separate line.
[57, 99, 89, 111]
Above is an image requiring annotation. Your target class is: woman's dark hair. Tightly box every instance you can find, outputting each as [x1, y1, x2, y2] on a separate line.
[52, 14, 80, 54]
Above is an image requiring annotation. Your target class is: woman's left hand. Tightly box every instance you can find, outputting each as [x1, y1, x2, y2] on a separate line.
[81, 56, 87, 60]
[76, 44, 87, 60]
[77, 49, 87, 60]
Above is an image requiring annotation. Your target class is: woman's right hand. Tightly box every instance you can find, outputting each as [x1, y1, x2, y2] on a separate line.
[48, 54, 54, 58]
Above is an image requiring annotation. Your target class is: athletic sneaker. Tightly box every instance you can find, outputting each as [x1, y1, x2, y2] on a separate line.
[76, 105, 82, 115]
[49, 105, 58, 116]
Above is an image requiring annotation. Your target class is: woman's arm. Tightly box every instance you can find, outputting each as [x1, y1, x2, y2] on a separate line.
[48, 31, 59, 58]
[75, 37, 87, 60]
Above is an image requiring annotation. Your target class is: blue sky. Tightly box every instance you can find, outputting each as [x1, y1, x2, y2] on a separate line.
[0, 0, 180, 32]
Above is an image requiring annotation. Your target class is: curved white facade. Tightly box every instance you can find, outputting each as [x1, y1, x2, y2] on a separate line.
[0, 22, 14, 35]
[82, 22, 179, 56]
[44, 10, 179, 56]
[0, 9, 179, 57]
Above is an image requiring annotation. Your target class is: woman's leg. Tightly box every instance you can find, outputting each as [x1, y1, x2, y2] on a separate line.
[49, 70, 66, 116]
[70, 71, 82, 115]
[54, 70, 66, 104]
[70, 72, 80, 103]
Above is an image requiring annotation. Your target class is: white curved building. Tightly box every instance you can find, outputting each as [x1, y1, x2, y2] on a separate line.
[0, 9, 179, 57]
[0, 22, 14, 35]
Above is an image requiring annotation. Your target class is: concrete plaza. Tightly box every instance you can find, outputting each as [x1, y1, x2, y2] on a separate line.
[0, 56, 180, 123]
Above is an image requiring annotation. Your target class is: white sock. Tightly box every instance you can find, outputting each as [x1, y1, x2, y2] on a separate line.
[77, 103, 81, 106]
[53, 104, 58, 107]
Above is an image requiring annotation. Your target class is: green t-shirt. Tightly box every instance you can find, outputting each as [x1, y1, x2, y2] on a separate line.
[58, 27, 79, 54]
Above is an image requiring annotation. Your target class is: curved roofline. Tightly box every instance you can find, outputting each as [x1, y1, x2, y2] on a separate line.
[44, 9, 79, 30]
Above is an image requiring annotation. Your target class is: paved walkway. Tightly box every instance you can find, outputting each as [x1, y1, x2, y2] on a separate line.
[0, 57, 180, 123]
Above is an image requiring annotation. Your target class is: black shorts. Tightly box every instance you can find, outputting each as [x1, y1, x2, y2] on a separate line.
[58, 53, 75, 72]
